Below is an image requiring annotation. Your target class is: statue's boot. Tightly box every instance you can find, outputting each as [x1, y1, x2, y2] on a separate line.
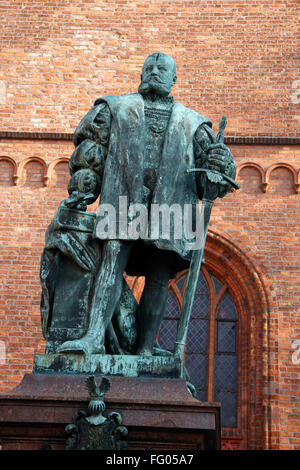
[57, 241, 132, 355]
[136, 271, 170, 356]
[56, 334, 105, 355]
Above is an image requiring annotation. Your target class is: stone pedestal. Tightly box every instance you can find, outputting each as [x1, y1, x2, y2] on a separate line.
[0, 371, 221, 450]
[33, 353, 182, 378]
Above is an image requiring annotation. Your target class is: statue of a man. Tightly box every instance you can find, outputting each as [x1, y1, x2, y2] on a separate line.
[57, 52, 236, 356]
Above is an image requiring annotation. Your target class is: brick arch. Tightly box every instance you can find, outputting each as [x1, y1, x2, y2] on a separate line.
[236, 162, 265, 180]
[265, 163, 298, 194]
[0, 156, 18, 185]
[204, 229, 271, 450]
[45, 157, 70, 187]
[15, 157, 48, 186]
[236, 162, 265, 193]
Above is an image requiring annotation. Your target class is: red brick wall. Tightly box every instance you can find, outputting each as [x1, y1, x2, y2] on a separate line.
[0, 0, 299, 136]
[0, 0, 299, 450]
[211, 145, 300, 450]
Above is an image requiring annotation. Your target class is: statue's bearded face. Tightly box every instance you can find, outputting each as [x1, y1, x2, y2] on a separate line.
[138, 53, 177, 97]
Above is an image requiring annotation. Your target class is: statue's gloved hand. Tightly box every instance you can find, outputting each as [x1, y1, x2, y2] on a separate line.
[205, 143, 234, 175]
[64, 190, 88, 211]
[197, 142, 236, 199]
[63, 169, 101, 211]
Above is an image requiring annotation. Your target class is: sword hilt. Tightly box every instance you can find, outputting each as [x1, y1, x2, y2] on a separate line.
[216, 116, 227, 144]
[185, 168, 240, 190]
[186, 115, 239, 189]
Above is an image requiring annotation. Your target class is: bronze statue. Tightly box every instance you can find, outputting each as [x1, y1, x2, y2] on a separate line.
[41, 52, 236, 358]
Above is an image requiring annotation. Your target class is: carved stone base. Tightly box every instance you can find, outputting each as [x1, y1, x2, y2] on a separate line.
[0, 373, 221, 450]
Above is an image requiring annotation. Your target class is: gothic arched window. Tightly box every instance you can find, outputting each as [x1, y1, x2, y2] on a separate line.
[158, 266, 238, 429]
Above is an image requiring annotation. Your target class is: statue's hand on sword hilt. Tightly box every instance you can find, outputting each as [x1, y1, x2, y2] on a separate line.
[186, 116, 239, 202]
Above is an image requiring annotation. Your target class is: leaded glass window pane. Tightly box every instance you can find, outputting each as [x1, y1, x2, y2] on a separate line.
[214, 390, 237, 428]
[186, 319, 209, 353]
[164, 290, 180, 319]
[214, 354, 237, 428]
[215, 290, 238, 428]
[176, 274, 187, 294]
[217, 292, 237, 320]
[159, 319, 177, 352]
[196, 389, 207, 402]
[217, 321, 236, 353]
[214, 354, 237, 392]
[185, 353, 208, 401]
[190, 273, 209, 319]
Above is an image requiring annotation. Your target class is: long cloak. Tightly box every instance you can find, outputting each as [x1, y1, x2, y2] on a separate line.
[76, 93, 212, 275]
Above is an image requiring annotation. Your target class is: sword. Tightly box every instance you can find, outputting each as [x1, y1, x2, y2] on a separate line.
[174, 117, 239, 377]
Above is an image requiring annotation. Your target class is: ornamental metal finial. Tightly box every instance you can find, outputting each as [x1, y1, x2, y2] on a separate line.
[65, 376, 128, 450]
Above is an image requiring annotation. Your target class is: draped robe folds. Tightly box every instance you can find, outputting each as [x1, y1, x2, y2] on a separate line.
[40, 205, 139, 353]
[85, 93, 212, 276]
